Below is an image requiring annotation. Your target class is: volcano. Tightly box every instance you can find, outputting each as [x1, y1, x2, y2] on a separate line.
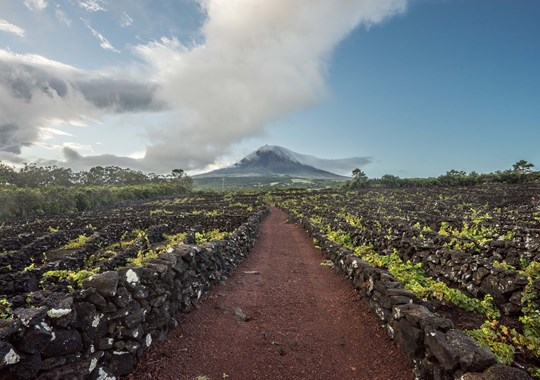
[195, 145, 348, 180]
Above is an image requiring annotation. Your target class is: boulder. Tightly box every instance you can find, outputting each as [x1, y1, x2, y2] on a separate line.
[108, 351, 135, 376]
[42, 329, 83, 358]
[10, 352, 42, 379]
[391, 318, 424, 361]
[82, 271, 119, 297]
[15, 322, 54, 354]
[425, 329, 496, 372]
[14, 306, 47, 327]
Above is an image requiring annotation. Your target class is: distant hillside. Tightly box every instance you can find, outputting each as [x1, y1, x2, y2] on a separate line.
[194, 145, 348, 180]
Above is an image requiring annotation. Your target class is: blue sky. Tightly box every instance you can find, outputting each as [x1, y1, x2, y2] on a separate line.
[0, 0, 538, 177]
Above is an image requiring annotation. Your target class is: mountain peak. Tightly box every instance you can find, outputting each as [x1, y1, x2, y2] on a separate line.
[237, 145, 300, 167]
[195, 145, 347, 179]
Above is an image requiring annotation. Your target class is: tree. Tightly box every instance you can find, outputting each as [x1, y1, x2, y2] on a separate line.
[351, 168, 369, 189]
[0, 161, 15, 185]
[512, 160, 535, 174]
[380, 174, 402, 188]
[171, 169, 186, 179]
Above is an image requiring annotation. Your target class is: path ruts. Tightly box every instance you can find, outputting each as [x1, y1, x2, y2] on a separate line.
[126, 207, 413, 380]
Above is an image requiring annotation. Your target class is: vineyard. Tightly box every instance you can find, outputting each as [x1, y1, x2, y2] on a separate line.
[274, 185, 540, 378]
[0, 192, 267, 379]
[0, 185, 539, 379]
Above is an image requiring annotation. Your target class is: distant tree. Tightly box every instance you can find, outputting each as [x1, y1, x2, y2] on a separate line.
[171, 169, 186, 179]
[437, 169, 468, 187]
[170, 169, 193, 189]
[380, 174, 401, 188]
[351, 168, 369, 189]
[0, 161, 15, 185]
[512, 160, 535, 174]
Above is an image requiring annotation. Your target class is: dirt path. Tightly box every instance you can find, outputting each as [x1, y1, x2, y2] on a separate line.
[126, 207, 413, 380]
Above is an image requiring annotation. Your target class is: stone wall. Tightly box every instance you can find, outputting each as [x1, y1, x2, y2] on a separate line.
[353, 226, 537, 316]
[0, 208, 268, 380]
[322, 213, 540, 317]
[289, 213, 531, 380]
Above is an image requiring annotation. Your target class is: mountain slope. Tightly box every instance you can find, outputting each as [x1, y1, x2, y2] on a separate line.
[195, 145, 348, 179]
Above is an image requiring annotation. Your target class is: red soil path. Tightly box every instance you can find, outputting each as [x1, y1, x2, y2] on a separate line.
[126, 207, 414, 380]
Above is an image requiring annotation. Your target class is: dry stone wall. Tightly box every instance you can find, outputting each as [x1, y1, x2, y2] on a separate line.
[0, 208, 268, 380]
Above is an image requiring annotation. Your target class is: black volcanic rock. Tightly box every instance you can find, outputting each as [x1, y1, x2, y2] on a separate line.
[195, 145, 347, 179]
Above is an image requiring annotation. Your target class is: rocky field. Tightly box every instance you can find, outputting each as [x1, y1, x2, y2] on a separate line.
[0, 185, 539, 379]
[0, 192, 267, 379]
[275, 184, 540, 378]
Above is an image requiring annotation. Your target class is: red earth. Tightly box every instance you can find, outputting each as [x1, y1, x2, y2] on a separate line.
[125, 207, 414, 380]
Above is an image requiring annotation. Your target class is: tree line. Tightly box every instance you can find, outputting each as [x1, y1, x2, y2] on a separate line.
[0, 162, 192, 188]
[0, 162, 193, 220]
[349, 160, 539, 189]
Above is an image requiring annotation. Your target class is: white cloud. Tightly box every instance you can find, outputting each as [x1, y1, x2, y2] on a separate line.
[127, 150, 145, 159]
[82, 19, 120, 53]
[55, 9, 72, 28]
[120, 12, 133, 28]
[39, 127, 74, 140]
[1, 0, 407, 173]
[0, 49, 159, 156]
[24, 0, 48, 11]
[78, 0, 107, 12]
[131, 0, 407, 171]
[0, 19, 25, 37]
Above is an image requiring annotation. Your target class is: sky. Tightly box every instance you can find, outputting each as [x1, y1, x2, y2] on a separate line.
[0, 0, 538, 178]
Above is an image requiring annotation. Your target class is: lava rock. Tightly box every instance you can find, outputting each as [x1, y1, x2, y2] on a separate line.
[108, 351, 135, 376]
[15, 322, 54, 354]
[460, 364, 531, 380]
[82, 271, 119, 297]
[10, 352, 42, 379]
[0, 318, 21, 340]
[42, 329, 83, 358]
[391, 318, 424, 361]
[14, 306, 47, 327]
[0, 341, 21, 369]
[425, 329, 496, 372]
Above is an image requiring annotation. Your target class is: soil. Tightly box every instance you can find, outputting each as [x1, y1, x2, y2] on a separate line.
[125, 207, 414, 380]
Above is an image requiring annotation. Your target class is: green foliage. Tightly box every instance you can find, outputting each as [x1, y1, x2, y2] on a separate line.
[42, 268, 100, 287]
[164, 232, 188, 245]
[338, 213, 364, 228]
[0, 161, 193, 188]
[195, 229, 227, 244]
[0, 183, 192, 221]
[350, 168, 369, 189]
[438, 214, 496, 251]
[323, 224, 500, 318]
[23, 261, 35, 272]
[0, 297, 13, 319]
[339, 160, 540, 189]
[466, 321, 515, 365]
[515, 262, 540, 359]
[129, 249, 160, 267]
[127, 231, 190, 267]
[150, 209, 174, 216]
[493, 261, 516, 271]
[63, 234, 92, 250]
[513, 160, 535, 174]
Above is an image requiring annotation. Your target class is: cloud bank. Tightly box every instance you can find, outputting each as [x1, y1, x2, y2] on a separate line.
[0, 0, 407, 172]
[0, 49, 160, 155]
